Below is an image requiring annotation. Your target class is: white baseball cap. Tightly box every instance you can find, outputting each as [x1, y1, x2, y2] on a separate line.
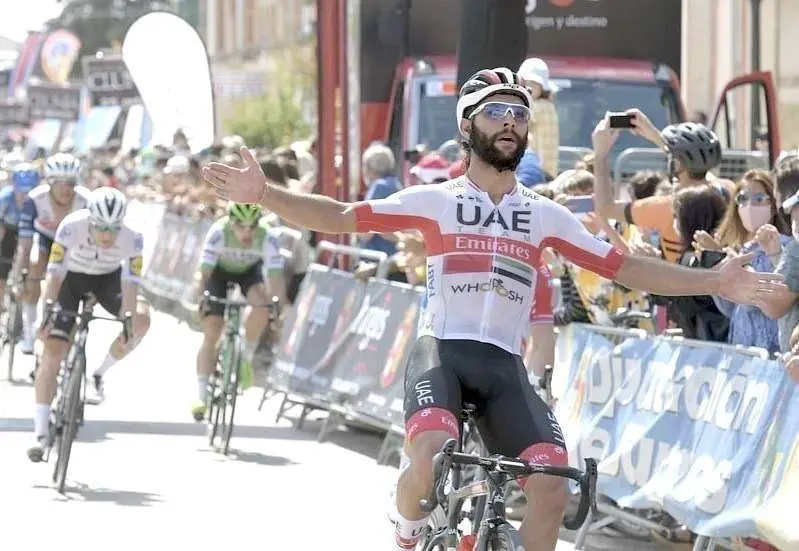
[518, 58, 559, 93]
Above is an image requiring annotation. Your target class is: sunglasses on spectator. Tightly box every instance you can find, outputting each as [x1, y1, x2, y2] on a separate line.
[470, 102, 532, 123]
[735, 191, 770, 206]
[91, 222, 121, 233]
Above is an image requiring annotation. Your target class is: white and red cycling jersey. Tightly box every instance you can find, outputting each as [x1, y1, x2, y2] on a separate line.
[354, 177, 624, 355]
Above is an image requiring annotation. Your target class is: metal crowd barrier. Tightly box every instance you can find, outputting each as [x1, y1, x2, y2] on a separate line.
[137, 200, 793, 551]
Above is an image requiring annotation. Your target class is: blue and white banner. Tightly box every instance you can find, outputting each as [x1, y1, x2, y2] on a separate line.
[554, 324, 799, 549]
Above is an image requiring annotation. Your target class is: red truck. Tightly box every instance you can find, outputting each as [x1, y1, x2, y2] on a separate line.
[318, 0, 779, 200]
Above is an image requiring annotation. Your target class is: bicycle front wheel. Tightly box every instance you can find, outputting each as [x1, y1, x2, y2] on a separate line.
[485, 522, 524, 551]
[220, 338, 243, 455]
[53, 352, 86, 494]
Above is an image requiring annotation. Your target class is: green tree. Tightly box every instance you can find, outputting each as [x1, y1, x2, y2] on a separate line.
[46, 0, 177, 78]
[226, 53, 315, 149]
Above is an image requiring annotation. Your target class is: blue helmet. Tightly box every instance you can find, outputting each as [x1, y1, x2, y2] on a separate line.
[12, 163, 40, 193]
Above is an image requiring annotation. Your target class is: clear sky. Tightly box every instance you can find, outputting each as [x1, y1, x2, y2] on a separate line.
[0, 0, 64, 43]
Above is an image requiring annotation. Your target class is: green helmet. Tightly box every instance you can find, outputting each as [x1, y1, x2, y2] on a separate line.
[228, 202, 263, 224]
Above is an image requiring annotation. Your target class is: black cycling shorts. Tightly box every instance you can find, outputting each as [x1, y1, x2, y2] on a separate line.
[203, 262, 263, 317]
[51, 269, 122, 339]
[0, 226, 18, 280]
[404, 336, 568, 470]
[36, 231, 53, 255]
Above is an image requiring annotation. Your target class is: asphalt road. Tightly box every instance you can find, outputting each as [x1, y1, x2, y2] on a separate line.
[0, 309, 668, 551]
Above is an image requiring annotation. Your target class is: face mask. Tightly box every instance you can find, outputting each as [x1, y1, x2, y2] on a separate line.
[738, 204, 772, 233]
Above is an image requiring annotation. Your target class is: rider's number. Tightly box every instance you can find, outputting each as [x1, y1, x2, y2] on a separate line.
[49, 243, 65, 264]
[129, 256, 143, 277]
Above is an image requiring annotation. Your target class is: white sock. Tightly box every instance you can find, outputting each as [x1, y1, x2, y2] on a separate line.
[94, 354, 118, 377]
[33, 403, 51, 439]
[22, 302, 37, 342]
[243, 339, 257, 362]
[197, 375, 209, 402]
[392, 512, 429, 551]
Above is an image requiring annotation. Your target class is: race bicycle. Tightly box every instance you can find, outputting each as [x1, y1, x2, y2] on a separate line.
[0, 267, 29, 380]
[202, 288, 279, 455]
[37, 297, 131, 493]
[418, 404, 597, 550]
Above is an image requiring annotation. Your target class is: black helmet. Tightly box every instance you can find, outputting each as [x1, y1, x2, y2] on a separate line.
[660, 123, 722, 173]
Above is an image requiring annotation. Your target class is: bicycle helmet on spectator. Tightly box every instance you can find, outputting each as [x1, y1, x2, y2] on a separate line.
[660, 123, 722, 174]
[88, 187, 127, 226]
[44, 152, 81, 180]
[228, 203, 263, 224]
[11, 163, 40, 193]
[456, 67, 532, 126]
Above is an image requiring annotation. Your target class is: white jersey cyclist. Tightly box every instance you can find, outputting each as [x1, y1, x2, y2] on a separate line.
[20, 182, 91, 250]
[47, 209, 144, 282]
[353, 177, 624, 354]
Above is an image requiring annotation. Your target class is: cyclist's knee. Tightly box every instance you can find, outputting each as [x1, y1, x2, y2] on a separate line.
[133, 307, 150, 336]
[406, 431, 454, 487]
[201, 316, 223, 343]
[41, 337, 68, 364]
[523, 474, 568, 514]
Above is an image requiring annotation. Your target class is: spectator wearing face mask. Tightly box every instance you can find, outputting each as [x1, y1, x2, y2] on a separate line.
[705, 170, 792, 355]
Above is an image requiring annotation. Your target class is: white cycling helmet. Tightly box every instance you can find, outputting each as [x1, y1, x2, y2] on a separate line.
[44, 152, 81, 180]
[456, 67, 532, 128]
[88, 187, 127, 226]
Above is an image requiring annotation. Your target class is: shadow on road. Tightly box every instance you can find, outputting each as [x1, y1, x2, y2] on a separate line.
[33, 482, 162, 507]
[224, 449, 297, 466]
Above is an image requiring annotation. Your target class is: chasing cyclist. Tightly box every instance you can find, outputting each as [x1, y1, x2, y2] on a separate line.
[0, 163, 40, 302]
[27, 187, 151, 462]
[191, 202, 285, 421]
[18, 153, 91, 355]
[202, 67, 784, 551]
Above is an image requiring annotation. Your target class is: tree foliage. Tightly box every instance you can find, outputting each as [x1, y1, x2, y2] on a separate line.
[45, 0, 178, 78]
[226, 51, 316, 150]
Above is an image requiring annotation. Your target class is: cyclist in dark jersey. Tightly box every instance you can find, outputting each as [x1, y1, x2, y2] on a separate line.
[202, 68, 784, 551]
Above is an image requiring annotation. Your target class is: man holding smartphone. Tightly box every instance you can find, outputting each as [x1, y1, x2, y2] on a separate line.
[591, 110, 734, 264]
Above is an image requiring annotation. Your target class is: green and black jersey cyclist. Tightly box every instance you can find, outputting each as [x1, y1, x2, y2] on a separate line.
[202, 67, 783, 551]
[191, 202, 286, 421]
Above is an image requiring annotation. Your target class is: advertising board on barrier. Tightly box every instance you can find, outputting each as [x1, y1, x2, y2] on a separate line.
[269, 268, 425, 426]
[554, 324, 799, 548]
[274, 266, 365, 400]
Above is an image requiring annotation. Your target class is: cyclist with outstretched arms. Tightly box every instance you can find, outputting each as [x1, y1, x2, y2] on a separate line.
[17, 153, 91, 354]
[203, 68, 784, 551]
[191, 202, 285, 421]
[0, 164, 40, 303]
[27, 188, 152, 462]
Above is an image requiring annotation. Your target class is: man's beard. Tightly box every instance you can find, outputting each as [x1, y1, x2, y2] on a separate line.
[469, 124, 527, 172]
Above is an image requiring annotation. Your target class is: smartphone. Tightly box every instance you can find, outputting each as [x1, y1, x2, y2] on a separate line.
[700, 250, 727, 268]
[608, 112, 635, 129]
[564, 195, 594, 214]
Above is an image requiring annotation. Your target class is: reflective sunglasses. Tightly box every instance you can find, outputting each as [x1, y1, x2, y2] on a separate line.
[470, 102, 531, 123]
[91, 222, 121, 233]
[735, 191, 770, 206]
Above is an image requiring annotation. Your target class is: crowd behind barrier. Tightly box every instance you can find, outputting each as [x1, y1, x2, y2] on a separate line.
[135, 197, 797, 550]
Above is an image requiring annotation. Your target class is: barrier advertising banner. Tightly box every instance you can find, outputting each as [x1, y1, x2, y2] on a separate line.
[554, 324, 799, 548]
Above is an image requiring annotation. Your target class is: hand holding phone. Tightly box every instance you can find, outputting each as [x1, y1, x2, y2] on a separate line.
[608, 112, 635, 129]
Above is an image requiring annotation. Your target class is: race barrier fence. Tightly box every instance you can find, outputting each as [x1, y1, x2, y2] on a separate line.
[137, 200, 798, 550]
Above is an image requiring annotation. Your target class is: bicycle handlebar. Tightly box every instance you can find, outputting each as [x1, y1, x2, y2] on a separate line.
[420, 438, 598, 530]
[41, 299, 134, 343]
[202, 291, 281, 310]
